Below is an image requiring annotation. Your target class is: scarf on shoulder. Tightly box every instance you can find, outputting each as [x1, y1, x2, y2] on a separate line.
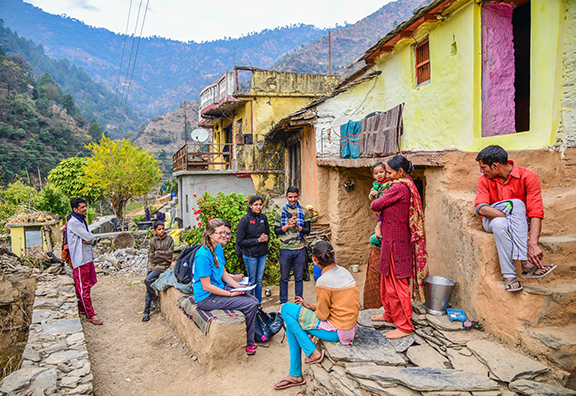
[389, 177, 429, 303]
[281, 202, 305, 237]
[71, 211, 89, 231]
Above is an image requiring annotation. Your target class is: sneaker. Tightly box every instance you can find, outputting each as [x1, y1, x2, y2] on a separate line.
[150, 297, 158, 311]
[246, 345, 256, 355]
[142, 313, 150, 322]
[249, 343, 258, 349]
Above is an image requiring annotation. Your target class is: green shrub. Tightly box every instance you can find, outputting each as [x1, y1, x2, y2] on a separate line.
[181, 191, 281, 285]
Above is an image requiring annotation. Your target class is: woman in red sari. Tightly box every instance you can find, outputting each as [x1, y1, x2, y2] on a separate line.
[369, 155, 429, 339]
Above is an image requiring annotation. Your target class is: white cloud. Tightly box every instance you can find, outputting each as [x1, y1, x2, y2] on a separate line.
[25, 0, 394, 42]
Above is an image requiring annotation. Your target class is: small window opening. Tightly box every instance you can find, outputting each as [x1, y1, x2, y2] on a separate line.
[415, 38, 431, 86]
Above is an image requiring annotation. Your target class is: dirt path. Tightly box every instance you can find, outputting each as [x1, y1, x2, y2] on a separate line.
[83, 265, 367, 396]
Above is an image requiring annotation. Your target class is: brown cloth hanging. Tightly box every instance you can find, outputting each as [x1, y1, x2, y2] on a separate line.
[373, 104, 404, 156]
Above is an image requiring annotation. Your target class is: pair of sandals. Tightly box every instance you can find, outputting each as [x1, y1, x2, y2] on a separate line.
[273, 350, 325, 390]
[505, 264, 557, 292]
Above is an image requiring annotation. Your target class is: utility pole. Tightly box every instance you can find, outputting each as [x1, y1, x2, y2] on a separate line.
[184, 100, 188, 145]
[37, 166, 42, 189]
[329, 31, 332, 75]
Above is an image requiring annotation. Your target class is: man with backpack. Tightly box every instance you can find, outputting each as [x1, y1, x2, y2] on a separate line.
[143, 221, 174, 322]
[68, 198, 103, 325]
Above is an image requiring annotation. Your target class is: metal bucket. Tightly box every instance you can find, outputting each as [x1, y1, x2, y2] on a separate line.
[423, 276, 457, 316]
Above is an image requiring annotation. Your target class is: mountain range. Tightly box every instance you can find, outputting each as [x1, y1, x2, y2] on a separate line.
[0, 0, 425, 134]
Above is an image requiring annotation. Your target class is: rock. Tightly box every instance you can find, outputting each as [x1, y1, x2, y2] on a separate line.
[44, 350, 87, 365]
[467, 340, 549, 383]
[29, 368, 57, 389]
[413, 333, 428, 345]
[471, 391, 502, 396]
[100, 255, 121, 270]
[38, 319, 83, 336]
[427, 314, 467, 331]
[358, 309, 396, 328]
[447, 348, 490, 376]
[43, 342, 68, 355]
[308, 364, 337, 394]
[66, 333, 84, 345]
[60, 376, 81, 388]
[330, 365, 364, 396]
[322, 326, 406, 366]
[0, 367, 48, 393]
[440, 330, 485, 346]
[345, 366, 500, 392]
[422, 392, 472, 396]
[356, 378, 396, 394]
[320, 356, 333, 372]
[373, 384, 422, 396]
[509, 379, 576, 396]
[69, 383, 93, 395]
[112, 232, 135, 250]
[458, 347, 474, 357]
[413, 301, 428, 315]
[386, 334, 415, 353]
[22, 345, 42, 362]
[406, 344, 450, 368]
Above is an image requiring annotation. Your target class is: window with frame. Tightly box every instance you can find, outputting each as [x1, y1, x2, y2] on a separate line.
[415, 38, 431, 85]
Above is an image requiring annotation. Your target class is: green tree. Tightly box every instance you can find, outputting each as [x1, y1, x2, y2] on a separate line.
[82, 137, 161, 227]
[88, 119, 103, 141]
[60, 94, 77, 115]
[35, 183, 69, 219]
[0, 179, 39, 222]
[47, 157, 102, 203]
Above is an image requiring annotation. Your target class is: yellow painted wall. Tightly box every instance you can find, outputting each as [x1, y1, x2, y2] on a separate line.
[373, 0, 565, 152]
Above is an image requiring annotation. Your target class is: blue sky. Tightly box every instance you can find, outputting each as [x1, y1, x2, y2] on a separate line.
[25, 0, 394, 42]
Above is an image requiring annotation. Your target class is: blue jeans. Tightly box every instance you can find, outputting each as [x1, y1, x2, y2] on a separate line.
[243, 254, 267, 304]
[279, 249, 306, 303]
[281, 303, 339, 377]
[144, 270, 162, 315]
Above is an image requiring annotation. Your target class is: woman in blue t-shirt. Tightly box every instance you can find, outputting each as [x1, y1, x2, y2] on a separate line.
[193, 218, 260, 355]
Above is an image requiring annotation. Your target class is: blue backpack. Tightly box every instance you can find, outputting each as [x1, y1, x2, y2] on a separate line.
[174, 244, 202, 284]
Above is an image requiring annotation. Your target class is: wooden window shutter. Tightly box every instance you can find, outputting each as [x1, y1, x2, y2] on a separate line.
[415, 38, 431, 85]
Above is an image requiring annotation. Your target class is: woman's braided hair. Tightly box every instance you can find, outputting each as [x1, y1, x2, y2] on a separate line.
[312, 241, 335, 267]
[202, 218, 225, 268]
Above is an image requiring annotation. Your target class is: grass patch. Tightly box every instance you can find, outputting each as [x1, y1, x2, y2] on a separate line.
[126, 202, 144, 215]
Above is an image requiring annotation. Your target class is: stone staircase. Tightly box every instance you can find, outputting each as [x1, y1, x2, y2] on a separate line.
[518, 234, 576, 375]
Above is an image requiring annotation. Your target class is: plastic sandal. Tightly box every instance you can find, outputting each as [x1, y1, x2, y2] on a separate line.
[273, 377, 307, 390]
[521, 264, 557, 279]
[505, 278, 523, 292]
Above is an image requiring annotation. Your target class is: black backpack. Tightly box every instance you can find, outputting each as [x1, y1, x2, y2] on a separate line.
[254, 307, 285, 344]
[174, 244, 202, 284]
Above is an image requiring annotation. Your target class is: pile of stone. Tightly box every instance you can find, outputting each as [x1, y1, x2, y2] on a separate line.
[307, 304, 576, 396]
[0, 275, 93, 395]
[94, 248, 149, 276]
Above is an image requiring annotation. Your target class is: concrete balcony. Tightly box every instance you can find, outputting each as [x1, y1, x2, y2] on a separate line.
[199, 71, 243, 122]
[172, 143, 234, 171]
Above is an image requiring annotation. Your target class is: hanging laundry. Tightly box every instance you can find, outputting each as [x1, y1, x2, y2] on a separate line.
[340, 120, 361, 159]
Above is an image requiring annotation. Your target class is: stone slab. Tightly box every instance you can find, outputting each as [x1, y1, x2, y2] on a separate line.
[345, 366, 499, 392]
[386, 334, 415, 353]
[440, 330, 485, 346]
[427, 314, 467, 331]
[509, 379, 576, 396]
[0, 368, 48, 393]
[322, 326, 406, 366]
[330, 365, 364, 396]
[44, 350, 88, 365]
[446, 348, 490, 377]
[467, 340, 549, 383]
[422, 392, 472, 396]
[29, 368, 57, 389]
[358, 309, 396, 328]
[37, 319, 83, 335]
[406, 344, 450, 368]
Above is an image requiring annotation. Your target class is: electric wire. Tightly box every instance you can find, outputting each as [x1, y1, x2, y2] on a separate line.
[119, 0, 150, 132]
[112, 0, 134, 123]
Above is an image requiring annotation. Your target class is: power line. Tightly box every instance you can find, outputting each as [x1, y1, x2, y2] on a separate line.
[119, 0, 150, 132]
[113, 0, 134, 123]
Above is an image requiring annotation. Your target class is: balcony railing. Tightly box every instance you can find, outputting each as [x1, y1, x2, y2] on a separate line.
[199, 71, 237, 118]
[173, 143, 234, 171]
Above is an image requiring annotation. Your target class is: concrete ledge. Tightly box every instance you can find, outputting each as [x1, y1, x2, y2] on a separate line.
[159, 287, 247, 370]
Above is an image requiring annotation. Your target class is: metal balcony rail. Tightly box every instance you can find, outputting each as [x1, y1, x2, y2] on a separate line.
[173, 143, 234, 171]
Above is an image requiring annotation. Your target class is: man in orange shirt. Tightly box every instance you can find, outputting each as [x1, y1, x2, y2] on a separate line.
[475, 145, 556, 292]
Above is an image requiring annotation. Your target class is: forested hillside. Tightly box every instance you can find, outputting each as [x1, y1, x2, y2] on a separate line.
[0, 20, 141, 135]
[1, 0, 332, 122]
[274, 0, 427, 75]
[0, 46, 93, 183]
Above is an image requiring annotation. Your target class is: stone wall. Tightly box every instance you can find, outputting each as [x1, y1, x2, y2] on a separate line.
[0, 275, 93, 395]
[558, 0, 576, 152]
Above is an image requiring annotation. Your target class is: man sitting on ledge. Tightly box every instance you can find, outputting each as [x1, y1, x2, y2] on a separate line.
[474, 145, 556, 292]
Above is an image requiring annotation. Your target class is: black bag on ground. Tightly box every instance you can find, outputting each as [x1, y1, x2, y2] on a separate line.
[174, 244, 202, 284]
[254, 307, 285, 344]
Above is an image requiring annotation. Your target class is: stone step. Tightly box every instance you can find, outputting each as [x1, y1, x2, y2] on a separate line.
[522, 282, 576, 327]
[519, 324, 576, 373]
[530, 234, 576, 281]
[541, 188, 576, 236]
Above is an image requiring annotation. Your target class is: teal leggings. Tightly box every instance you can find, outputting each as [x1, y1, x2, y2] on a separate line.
[280, 302, 339, 377]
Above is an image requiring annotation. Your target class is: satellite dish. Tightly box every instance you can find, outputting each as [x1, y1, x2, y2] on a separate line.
[190, 128, 209, 142]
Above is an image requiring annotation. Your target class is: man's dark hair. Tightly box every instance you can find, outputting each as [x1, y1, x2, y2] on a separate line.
[286, 186, 299, 195]
[70, 197, 86, 210]
[153, 221, 164, 230]
[222, 219, 232, 229]
[476, 145, 508, 166]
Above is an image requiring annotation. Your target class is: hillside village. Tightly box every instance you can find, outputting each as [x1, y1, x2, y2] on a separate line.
[1, 0, 576, 395]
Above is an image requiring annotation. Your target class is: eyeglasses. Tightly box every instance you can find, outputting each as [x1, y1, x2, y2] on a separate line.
[215, 231, 232, 237]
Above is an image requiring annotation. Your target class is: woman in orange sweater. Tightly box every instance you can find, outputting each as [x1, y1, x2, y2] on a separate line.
[273, 241, 360, 390]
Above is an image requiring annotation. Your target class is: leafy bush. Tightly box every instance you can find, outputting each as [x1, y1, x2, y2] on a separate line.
[181, 191, 281, 285]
